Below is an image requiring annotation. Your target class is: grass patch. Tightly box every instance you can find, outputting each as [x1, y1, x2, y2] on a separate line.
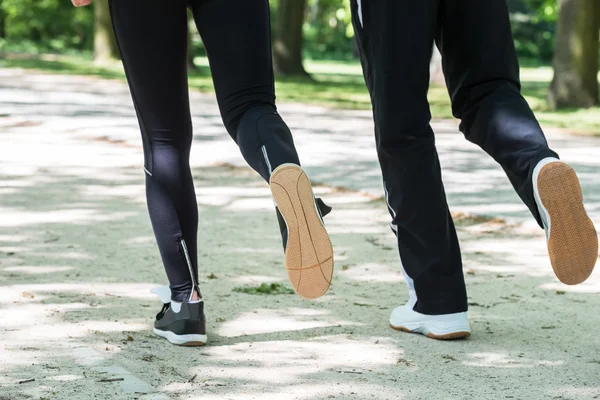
[233, 283, 295, 295]
[450, 211, 507, 227]
[2, 53, 600, 135]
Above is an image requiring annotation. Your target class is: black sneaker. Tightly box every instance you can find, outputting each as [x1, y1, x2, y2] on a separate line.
[276, 197, 332, 249]
[153, 301, 207, 346]
[270, 164, 334, 300]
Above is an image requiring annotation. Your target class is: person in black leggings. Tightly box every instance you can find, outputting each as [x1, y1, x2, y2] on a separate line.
[72, 0, 335, 346]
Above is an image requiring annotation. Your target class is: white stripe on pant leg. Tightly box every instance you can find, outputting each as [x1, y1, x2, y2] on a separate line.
[400, 262, 417, 306]
[390, 222, 416, 300]
[180, 239, 197, 301]
[386, 182, 416, 304]
[384, 182, 397, 218]
[261, 145, 273, 175]
[357, 0, 363, 27]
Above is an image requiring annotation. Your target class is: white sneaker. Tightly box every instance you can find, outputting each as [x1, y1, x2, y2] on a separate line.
[389, 303, 471, 340]
[533, 158, 598, 285]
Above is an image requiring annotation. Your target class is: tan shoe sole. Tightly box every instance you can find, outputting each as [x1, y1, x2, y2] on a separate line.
[537, 162, 598, 285]
[270, 164, 334, 299]
[390, 324, 471, 340]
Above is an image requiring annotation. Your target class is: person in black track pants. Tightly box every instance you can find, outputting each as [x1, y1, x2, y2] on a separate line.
[71, 0, 335, 346]
[350, 0, 597, 340]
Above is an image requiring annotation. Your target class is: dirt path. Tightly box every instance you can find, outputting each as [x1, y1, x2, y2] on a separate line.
[1, 69, 600, 400]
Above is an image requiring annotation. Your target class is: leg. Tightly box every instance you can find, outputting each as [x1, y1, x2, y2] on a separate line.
[190, 0, 299, 182]
[438, 0, 597, 284]
[190, 0, 334, 299]
[351, 0, 468, 315]
[436, 0, 558, 224]
[110, 0, 199, 302]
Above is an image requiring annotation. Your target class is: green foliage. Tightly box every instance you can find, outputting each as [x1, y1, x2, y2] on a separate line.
[0, 0, 559, 64]
[303, 0, 355, 60]
[524, 0, 558, 22]
[509, 0, 557, 61]
[301, 0, 558, 62]
[4, 55, 600, 134]
[233, 283, 295, 295]
[0, 0, 93, 53]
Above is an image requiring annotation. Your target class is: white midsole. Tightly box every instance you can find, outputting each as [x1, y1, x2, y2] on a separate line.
[532, 157, 560, 240]
[153, 328, 207, 345]
[390, 309, 471, 336]
[391, 321, 471, 336]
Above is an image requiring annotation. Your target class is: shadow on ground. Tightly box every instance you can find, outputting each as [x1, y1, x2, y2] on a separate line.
[1, 160, 599, 400]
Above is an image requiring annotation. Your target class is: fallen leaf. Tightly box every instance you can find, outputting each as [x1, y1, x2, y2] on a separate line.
[397, 358, 416, 367]
[441, 355, 458, 361]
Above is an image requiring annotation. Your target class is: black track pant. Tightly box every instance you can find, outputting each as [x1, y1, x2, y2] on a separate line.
[351, 0, 558, 314]
[109, 0, 300, 301]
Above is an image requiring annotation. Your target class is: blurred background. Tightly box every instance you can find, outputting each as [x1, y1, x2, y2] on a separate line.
[0, 0, 599, 134]
[1, 5, 600, 397]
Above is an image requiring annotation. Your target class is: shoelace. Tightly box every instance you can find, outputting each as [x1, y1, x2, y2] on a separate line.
[156, 303, 170, 320]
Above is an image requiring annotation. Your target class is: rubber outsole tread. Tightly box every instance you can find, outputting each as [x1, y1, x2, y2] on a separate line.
[538, 163, 598, 285]
[270, 164, 334, 299]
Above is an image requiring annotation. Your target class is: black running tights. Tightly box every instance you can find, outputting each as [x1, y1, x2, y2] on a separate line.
[109, 0, 300, 301]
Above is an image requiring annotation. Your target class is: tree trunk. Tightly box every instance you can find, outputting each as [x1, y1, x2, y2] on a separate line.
[548, 0, 599, 109]
[0, 1, 6, 40]
[430, 46, 445, 86]
[273, 0, 309, 77]
[187, 11, 196, 71]
[94, 0, 119, 62]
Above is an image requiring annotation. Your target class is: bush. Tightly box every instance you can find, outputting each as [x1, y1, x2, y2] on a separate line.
[303, 0, 356, 61]
[0, 0, 557, 64]
[509, 0, 557, 62]
[0, 0, 93, 54]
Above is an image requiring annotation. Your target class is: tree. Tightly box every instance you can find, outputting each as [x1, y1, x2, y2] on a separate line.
[430, 46, 445, 86]
[94, 0, 119, 62]
[0, 0, 93, 52]
[187, 11, 196, 71]
[273, 0, 308, 76]
[548, 0, 599, 109]
[0, 1, 6, 40]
